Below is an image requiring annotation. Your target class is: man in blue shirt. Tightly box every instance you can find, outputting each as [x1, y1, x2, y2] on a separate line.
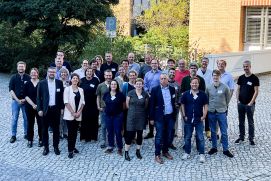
[180, 77, 208, 163]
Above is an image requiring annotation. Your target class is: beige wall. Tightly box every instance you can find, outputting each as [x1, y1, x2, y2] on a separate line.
[189, 0, 243, 53]
[112, 0, 133, 36]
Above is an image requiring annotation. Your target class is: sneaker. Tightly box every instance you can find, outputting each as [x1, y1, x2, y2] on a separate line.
[250, 140, 256, 145]
[199, 154, 205, 163]
[181, 153, 190, 160]
[208, 148, 218, 155]
[10, 136, 16, 143]
[235, 138, 244, 144]
[223, 150, 234, 158]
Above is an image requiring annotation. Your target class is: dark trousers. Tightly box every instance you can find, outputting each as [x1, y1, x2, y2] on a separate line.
[42, 106, 60, 148]
[105, 113, 123, 149]
[81, 112, 99, 141]
[67, 120, 79, 152]
[26, 106, 42, 141]
[155, 114, 175, 156]
[238, 103, 255, 141]
[204, 112, 210, 132]
[125, 130, 143, 145]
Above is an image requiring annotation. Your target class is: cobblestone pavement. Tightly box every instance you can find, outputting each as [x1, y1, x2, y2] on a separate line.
[0, 73, 271, 181]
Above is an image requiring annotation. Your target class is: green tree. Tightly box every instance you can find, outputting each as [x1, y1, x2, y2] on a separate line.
[0, 0, 119, 72]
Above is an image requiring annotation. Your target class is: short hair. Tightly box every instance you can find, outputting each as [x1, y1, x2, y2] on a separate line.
[17, 61, 26, 67]
[212, 69, 221, 76]
[169, 68, 176, 71]
[135, 78, 144, 84]
[70, 73, 80, 86]
[104, 69, 112, 74]
[105, 52, 112, 55]
[190, 76, 200, 84]
[128, 70, 138, 76]
[57, 50, 65, 56]
[59, 67, 69, 75]
[167, 59, 176, 64]
[189, 62, 198, 69]
[217, 59, 227, 66]
[202, 57, 209, 62]
[121, 59, 129, 64]
[160, 73, 169, 78]
[48, 66, 56, 72]
[85, 67, 93, 76]
[109, 80, 120, 92]
[243, 60, 251, 65]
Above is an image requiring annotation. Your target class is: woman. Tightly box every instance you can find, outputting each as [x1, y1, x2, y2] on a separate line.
[80, 67, 100, 142]
[59, 67, 70, 139]
[63, 73, 85, 159]
[115, 65, 128, 90]
[124, 78, 149, 161]
[94, 55, 103, 71]
[24, 68, 42, 148]
[103, 80, 125, 155]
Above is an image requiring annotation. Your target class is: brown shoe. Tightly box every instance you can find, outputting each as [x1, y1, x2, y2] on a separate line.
[155, 155, 164, 164]
[163, 152, 173, 160]
[117, 149, 123, 156]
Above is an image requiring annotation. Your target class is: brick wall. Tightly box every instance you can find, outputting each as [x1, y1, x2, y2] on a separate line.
[189, 0, 243, 53]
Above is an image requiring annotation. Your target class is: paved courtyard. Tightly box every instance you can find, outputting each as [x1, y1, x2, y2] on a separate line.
[0, 73, 271, 181]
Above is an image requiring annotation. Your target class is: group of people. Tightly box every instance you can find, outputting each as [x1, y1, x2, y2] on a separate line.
[9, 50, 259, 163]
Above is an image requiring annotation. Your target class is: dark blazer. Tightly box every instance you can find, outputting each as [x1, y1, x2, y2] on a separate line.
[149, 84, 177, 122]
[37, 79, 64, 116]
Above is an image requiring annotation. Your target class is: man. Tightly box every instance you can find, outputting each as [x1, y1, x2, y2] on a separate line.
[9, 61, 31, 143]
[217, 59, 235, 98]
[50, 50, 72, 73]
[181, 62, 206, 93]
[128, 52, 140, 73]
[37, 67, 64, 156]
[206, 70, 234, 158]
[96, 69, 113, 149]
[150, 73, 177, 164]
[144, 59, 162, 139]
[73, 59, 89, 79]
[174, 59, 190, 85]
[180, 77, 208, 163]
[197, 57, 213, 138]
[235, 60, 259, 145]
[100, 52, 118, 81]
[163, 59, 176, 74]
[90, 60, 102, 82]
[138, 54, 152, 79]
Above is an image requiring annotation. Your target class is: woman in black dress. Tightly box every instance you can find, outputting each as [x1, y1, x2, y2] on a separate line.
[80, 67, 100, 142]
[24, 68, 42, 147]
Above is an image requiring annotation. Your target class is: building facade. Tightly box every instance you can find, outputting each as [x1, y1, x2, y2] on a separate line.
[189, 0, 271, 53]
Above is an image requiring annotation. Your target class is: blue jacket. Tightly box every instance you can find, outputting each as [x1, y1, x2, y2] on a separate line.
[149, 85, 177, 122]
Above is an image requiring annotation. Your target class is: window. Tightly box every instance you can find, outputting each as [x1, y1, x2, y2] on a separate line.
[245, 7, 271, 50]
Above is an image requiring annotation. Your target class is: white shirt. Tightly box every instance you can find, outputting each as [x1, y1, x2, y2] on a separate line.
[73, 68, 85, 79]
[48, 79, 56, 106]
[197, 68, 213, 87]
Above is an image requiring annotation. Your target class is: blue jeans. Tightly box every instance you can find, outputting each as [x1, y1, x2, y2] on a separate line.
[100, 111, 107, 145]
[105, 113, 123, 149]
[11, 100, 28, 136]
[238, 103, 255, 141]
[208, 112, 229, 151]
[155, 114, 175, 156]
[184, 119, 204, 154]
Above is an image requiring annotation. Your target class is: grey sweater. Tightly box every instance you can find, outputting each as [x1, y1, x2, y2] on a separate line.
[206, 82, 230, 113]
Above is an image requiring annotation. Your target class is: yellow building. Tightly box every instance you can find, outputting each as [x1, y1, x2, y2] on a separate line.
[189, 0, 271, 53]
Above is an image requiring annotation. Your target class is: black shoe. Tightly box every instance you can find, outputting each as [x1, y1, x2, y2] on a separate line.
[59, 135, 63, 139]
[24, 135, 28, 140]
[144, 133, 154, 139]
[68, 152, 73, 159]
[10, 136, 16, 143]
[27, 141, 33, 148]
[42, 147, 49, 156]
[105, 148, 113, 154]
[54, 147, 60, 155]
[63, 134, 68, 139]
[208, 148, 218, 155]
[235, 138, 244, 144]
[38, 141, 43, 147]
[250, 140, 256, 145]
[223, 150, 234, 158]
[74, 148, 79, 154]
[169, 144, 177, 150]
[100, 144, 106, 149]
[136, 149, 142, 159]
[125, 151, 131, 161]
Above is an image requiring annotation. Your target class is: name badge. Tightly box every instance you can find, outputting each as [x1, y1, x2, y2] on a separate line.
[56, 88, 60, 92]
[111, 96, 116, 100]
[217, 90, 223, 94]
[193, 95, 198, 100]
[111, 68, 116, 71]
[172, 94, 176, 98]
[90, 84, 95, 88]
[24, 81, 27, 84]
[138, 95, 143, 99]
[247, 81, 252, 86]
[175, 87, 178, 90]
